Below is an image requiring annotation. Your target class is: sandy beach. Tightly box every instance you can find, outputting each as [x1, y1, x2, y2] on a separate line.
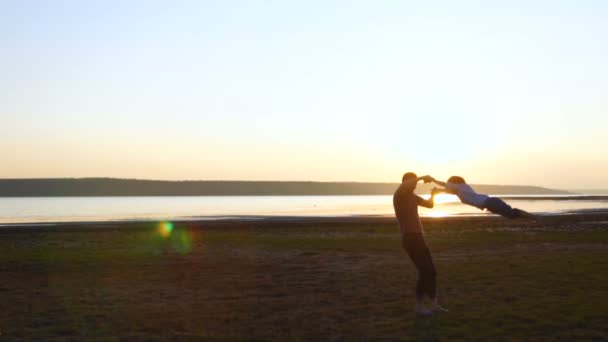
[1, 213, 608, 340]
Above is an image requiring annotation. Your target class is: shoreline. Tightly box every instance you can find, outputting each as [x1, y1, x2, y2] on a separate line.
[2, 210, 608, 231]
[2, 195, 607, 228]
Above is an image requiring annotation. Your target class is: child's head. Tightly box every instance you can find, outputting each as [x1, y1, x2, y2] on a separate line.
[448, 176, 466, 184]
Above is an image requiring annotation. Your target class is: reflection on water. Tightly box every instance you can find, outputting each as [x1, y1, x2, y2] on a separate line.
[0, 195, 607, 224]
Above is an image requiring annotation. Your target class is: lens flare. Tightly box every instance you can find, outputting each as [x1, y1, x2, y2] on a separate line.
[158, 221, 174, 238]
[174, 229, 193, 254]
[155, 221, 194, 254]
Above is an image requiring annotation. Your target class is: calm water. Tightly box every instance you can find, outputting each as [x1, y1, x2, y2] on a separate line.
[1, 195, 608, 224]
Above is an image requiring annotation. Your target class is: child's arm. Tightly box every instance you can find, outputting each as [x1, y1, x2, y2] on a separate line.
[430, 178, 459, 195]
[430, 177, 447, 187]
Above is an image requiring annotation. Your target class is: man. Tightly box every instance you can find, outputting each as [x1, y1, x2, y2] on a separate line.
[393, 172, 448, 315]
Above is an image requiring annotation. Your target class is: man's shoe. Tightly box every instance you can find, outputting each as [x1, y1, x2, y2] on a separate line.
[430, 303, 449, 313]
[415, 306, 433, 316]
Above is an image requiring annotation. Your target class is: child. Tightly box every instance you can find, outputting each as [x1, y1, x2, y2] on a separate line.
[431, 176, 535, 219]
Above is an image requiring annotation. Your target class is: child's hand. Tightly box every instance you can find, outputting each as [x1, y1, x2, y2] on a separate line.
[431, 187, 443, 195]
[421, 175, 434, 183]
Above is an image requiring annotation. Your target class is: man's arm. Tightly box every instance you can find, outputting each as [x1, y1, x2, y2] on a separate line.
[419, 175, 434, 183]
[402, 175, 434, 189]
[417, 188, 441, 208]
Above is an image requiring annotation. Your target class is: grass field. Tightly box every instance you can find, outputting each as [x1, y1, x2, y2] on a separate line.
[1, 216, 607, 340]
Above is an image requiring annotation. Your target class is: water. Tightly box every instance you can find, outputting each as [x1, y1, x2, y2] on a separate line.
[1, 194, 608, 224]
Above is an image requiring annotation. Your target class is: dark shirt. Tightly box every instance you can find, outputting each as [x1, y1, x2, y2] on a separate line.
[393, 184, 425, 234]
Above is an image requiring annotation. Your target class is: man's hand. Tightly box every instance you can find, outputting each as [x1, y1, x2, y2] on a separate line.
[431, 187, 444, 196]
[420, 175, 434, 183]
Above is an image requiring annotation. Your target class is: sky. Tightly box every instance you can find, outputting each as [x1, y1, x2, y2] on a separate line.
[1, 0, 607, 189]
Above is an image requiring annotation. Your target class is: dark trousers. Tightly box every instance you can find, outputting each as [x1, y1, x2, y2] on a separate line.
[402, 233, 436, 300]
[483, 197, 526, 219]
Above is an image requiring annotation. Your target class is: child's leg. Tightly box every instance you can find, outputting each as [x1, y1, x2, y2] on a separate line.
[484, 197, 534, 219]
[512, 208, 536, 219]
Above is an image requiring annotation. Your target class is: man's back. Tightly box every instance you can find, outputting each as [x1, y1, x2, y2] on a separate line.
[393, 185, 423, 234]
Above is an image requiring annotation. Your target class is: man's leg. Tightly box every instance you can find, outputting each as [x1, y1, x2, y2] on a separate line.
[415, 272, 426, 301]
[414, 274, 432, 315]
[418, 244, 436, 299]
[403, 234, 432, 315]
[419, 240, 448, 312]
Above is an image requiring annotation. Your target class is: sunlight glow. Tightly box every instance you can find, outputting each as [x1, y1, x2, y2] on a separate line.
[427, 211, 449, 218]
[2, 2, 607, 187]
[433, 194, 459, 204]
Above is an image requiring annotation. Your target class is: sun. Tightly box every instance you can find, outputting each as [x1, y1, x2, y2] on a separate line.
[427, 211, 449, 218]
[433, 194, 459, 204]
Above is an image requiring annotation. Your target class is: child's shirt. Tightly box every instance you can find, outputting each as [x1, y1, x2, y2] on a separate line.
[445, 182, 489, 209]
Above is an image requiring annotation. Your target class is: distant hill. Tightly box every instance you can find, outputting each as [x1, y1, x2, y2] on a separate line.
[415, 183, 571, 196]
[568, 189, 608, 195]
[0, 178, 571, 196]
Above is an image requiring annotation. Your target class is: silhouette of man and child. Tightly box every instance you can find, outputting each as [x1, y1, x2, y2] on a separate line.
[393, 172, 535, 315]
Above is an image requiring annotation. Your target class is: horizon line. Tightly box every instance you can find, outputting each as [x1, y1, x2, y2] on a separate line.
[0, 177, 574, 190]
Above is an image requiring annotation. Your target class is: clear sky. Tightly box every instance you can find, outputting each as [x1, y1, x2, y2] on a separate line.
[1, 0, 607, 189]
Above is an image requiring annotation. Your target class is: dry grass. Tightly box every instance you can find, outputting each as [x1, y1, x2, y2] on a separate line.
[1, 218, 608, 340]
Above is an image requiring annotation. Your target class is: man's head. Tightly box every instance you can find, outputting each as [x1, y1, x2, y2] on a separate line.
[448, 176, 466, 184]
[401, 172, 418, 192]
